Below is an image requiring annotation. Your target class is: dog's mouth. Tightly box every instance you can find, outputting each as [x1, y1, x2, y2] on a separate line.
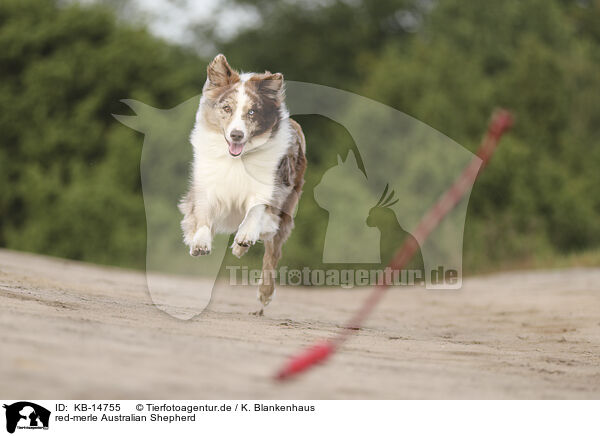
[227, 140, 245, 157]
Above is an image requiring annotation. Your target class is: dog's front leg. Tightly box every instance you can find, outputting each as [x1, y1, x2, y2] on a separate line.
[179, 191, 213, 256]
[232, 204, 265, 258]
[189, 224, 213, 256]
[232, 202, 279, 257]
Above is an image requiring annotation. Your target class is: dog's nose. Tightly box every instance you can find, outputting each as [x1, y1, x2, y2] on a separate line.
[230, 130, 244, 142]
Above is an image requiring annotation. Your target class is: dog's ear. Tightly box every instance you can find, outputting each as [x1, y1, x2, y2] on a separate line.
[247, 72, 284, 105]
[260, 72, 284, 99]
[206, 54, 239, 89]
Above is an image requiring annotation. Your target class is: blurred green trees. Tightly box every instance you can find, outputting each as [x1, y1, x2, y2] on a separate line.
[212, 0, 600, 272]
[0, 0, 204, 268]
[1, 0, 599, 273]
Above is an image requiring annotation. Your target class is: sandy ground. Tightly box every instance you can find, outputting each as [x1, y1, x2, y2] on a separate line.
[0, 248, 599, 399]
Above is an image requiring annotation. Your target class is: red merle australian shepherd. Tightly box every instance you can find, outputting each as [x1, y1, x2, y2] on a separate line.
[179, 54, 306, 315]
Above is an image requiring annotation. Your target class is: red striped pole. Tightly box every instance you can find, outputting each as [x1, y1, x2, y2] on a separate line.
[275, 109, 514, 381]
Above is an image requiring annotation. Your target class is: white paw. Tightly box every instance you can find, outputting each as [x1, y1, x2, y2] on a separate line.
[234, 221, 260, 248]
[231, 244, 249, 258]
[190, 226, 212, 256]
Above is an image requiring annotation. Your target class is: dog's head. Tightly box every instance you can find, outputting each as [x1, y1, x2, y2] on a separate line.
[200, 54, 285, 157]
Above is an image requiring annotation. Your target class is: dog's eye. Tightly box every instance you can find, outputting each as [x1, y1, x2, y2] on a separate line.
[223, 105, 232, 113]
[247, 109, 255, 116]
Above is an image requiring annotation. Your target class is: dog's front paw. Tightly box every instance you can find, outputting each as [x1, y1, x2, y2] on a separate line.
[191, 246, 210, 256]
[189, 226, 212, 256]
[234, 224, 260, 248]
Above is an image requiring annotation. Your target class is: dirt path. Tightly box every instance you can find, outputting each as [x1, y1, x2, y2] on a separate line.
[0, 249, 599, 399]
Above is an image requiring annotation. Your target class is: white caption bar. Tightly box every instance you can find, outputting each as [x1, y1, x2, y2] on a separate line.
[0, 400, 597, 436]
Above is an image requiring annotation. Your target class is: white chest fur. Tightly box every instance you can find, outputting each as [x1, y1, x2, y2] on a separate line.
[190, 122, 290, 233]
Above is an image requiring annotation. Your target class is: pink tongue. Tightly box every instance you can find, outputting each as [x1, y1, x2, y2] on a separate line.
[229, 142, 244, 155]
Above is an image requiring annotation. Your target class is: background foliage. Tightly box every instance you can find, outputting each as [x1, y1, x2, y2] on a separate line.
[1, 0, 599, 275]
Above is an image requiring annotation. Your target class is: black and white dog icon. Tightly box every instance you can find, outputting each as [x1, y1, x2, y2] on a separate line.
[3, 402, 50, 434]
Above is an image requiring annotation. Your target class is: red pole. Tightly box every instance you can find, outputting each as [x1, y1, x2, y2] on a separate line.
[275, 109, 514, 381]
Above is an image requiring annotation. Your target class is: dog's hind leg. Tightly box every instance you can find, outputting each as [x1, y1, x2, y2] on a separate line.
[253, 213, 293, 316]
[231, 243, 249, 258]
[252, 237, 281, 316]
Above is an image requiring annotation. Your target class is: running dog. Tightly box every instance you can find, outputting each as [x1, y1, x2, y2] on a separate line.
[179, 54, 306, 315]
